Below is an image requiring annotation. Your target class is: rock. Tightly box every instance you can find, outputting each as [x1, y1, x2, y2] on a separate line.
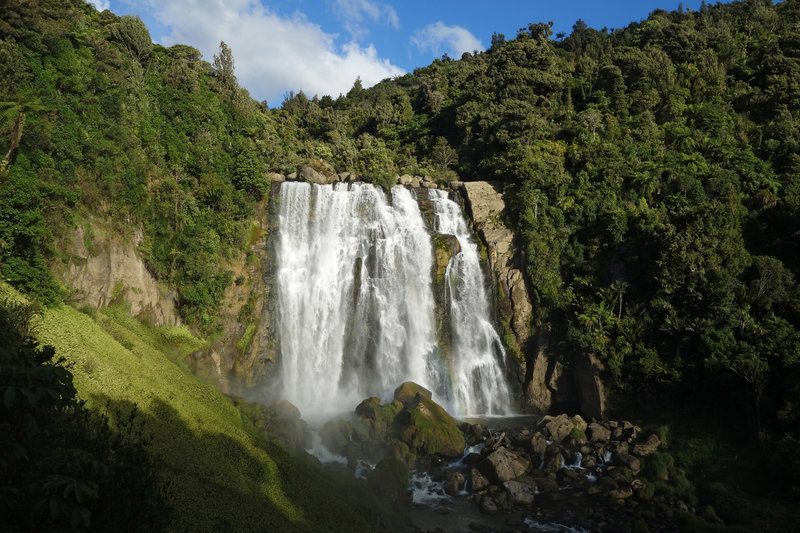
[534, 477, 559, 493]
[64, 225, 180, 327]
[529, 433, 548, 460]
[544, 414, 574, 442]
[571, 415, 588, 433]
[421, 181, 438, 189]
[470, 467, 490, 492]
[299, 164, 329, 184]
[541, 453, 562, 475]
[393, 381, 433, 407]
[449, 180, 464, 189]
[398, 174, 414, 186]
[411, 176, 421, 188]
[632, 434, 661, 456]
[587, 422, 612, 442]
[422, 175, 432, 183]
[607, 488, 633, 500]
[394, 384, 465, 458]
[269, 172, 285, 182]
[556, 468, 579, 484]
[338, 172, 351, 182]
[478, 447, 531, 484]
[461, 181, 532, 372]
[287, 172, 298, 180]
[580, 455, 597, 469]
[466, 423, 485, 446]
[525, 345, 574, 414]
[347, 173, 359, 183]
[366, 457, 411, 506]
[269, 400, 301, 420]
[479, 496, 498, 515]
[573, 352, 611, 420]
[444, 472, 466, 496]
[503, 480, 535, 506]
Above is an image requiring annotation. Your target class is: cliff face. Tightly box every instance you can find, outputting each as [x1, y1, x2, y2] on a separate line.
[460, 181, 609, 418]
[63, 224, 180, 327]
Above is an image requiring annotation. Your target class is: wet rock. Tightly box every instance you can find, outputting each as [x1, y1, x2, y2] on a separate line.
[587, 422, 611, 442]
[338, 172, 351, 182]
[503, 480, 535, 506]
[632, 434, 662, 456]
[444, 472, 466, 496]
[466, 423, 485, 446]
[347, 173, 359, 183]
[556, 468, 579, 484]
[571, 414, 588, 434]
[581, 455, 597, 469]
[478, 447, 531, 484]
[394, 381, 433, 407]
[541, 452, 562, 475]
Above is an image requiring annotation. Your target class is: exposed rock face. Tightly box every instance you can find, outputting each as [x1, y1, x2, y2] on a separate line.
[573, 352, 611, 420]
[190, 195, 277, 393]
[63, 225, 179, 326]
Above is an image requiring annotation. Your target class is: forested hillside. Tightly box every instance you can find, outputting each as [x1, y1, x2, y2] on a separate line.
[1, 0, 800, 526]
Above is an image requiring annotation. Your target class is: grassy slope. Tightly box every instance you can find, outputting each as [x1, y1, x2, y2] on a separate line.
[1, 283, 386, 532]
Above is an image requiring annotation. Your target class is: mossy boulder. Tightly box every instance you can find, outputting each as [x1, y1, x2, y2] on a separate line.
[394, 394, 466, 458]
[366, 457, 411, 507]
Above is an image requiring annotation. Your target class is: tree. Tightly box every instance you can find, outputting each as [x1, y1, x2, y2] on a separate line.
[0, 93, 49, 165]
[431, 136, 458, 175]
[109, 15, 152, 62]
[213, 41, 237, 93]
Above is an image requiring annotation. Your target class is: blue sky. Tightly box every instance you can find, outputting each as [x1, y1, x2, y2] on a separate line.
[86, 0, 725, 106]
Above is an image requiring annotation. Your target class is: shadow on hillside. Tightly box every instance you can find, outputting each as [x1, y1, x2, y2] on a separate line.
[88, 393, 398, 532]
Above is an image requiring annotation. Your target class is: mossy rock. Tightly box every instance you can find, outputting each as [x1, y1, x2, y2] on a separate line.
[356, 397, 404, 440]
[393, 381, 432, 407]
[395, 395, 465, 458]
[366, 457, 411, 507]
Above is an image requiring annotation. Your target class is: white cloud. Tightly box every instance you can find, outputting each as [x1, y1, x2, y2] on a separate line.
[87, 0, 110, 11]
[411, 22, 483, 58]
[331, 0, 400, 40]
[133, 0, 403, 105]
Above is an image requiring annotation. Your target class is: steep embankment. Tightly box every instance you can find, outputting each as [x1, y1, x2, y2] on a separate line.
[0, 282, 394, 532]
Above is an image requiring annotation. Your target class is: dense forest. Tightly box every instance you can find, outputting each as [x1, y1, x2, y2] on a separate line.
[2, 0, 800, 529]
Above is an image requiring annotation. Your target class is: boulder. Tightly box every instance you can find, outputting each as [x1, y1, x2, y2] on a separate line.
[544, 414, 574, 442]
[338, 172, 351, 182]
[534, 477, 559, 493]
[529, 433, 548, 460]
[614, 452, 641, 476]
[632, 434, 661, 457]
[268, 172, 286, 183]
[449, 180, 464, 189]
[411, 176, 421, 188]
[587, 422, 612, 442]
[347, 173, 359, 183]
[287, 172, 298, 180]
[444, 471, 466, 496]
[478, 447, 531, 484]
[398, 174, 414, 186]
[366, 457, 411, 506]
[480, 496, 498, 515]
[503, 480, 535, 506]
[299, 164, 329, 185]
[421, 181, 438, 189]
[393, 381, 433, 407]
[422, 175, 433, 183]
[470, 467, 491, 492]
[394, 384, 465, 458]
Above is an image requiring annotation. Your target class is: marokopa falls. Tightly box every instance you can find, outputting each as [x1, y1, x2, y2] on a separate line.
[275, 182, 512, 417]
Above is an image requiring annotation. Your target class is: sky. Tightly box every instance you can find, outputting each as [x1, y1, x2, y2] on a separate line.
[86, 0, 725, 107]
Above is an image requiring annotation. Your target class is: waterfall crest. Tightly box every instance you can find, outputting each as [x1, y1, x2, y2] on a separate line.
[275, 182, 511, 417]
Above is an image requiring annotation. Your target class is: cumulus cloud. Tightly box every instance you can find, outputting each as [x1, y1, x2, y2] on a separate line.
[411, 22, 483, 58]
[331, 0, 400, 40]
[87, 0, 110, 11]
[130, 0, 403, 105]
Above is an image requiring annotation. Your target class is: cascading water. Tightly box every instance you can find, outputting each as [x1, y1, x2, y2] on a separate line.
[275, 181, 511, 417]
[429, 189, 512, 415]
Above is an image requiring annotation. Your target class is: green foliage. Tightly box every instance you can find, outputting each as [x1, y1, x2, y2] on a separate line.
[0, 299, 171, 532]
[109, 15, 152, 62]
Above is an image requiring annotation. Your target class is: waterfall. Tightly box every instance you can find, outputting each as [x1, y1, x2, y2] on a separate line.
[275, 181, 511, 417]
[429, 189, 512, 415]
